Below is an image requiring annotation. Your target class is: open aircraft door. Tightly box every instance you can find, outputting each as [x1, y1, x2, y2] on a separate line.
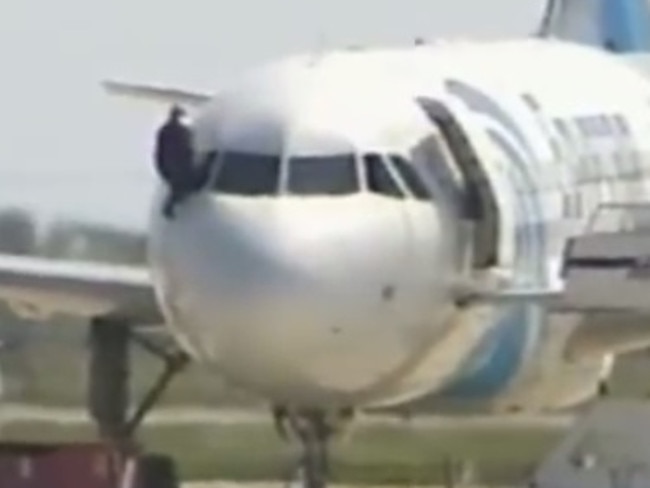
[416, 97, 500, 270]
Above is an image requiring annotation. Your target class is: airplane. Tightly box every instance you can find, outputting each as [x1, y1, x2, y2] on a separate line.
[4, 0, 650, 486]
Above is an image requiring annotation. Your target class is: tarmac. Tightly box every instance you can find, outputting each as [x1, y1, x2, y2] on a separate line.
[0, 403, 556, 488]
[183, 484, 502, 488]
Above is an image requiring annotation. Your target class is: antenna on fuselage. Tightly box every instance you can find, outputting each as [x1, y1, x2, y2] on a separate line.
[537, 0, 560, 37]
[307, 27, 329, 66]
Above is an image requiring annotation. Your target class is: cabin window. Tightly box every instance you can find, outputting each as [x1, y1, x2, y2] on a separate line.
[548, 138, 561, 161]
[592, 116, 603, 137]
[363, 154, 404, 198]
[287, 154, 358, 195]
[586, 117, 595, 136]
[613, 150, 628, 177]
[595, 115, 611, 136]
[575, 115, 610, 138]
[562, 193, 571, 218]
[521, 93, 540, 111]
[587, 155, 602, 182]
[576, 192, 583, 217]
[602, 115, 616, 136]
[564, 193, 583, 219]
[213, 151, 280, 196]
[613, 115, 630, 135]
[576, 117, 593, 138]
[553, 119, 571, 141]
[388, 155, 432, 201]
[628, 149, 643, 177]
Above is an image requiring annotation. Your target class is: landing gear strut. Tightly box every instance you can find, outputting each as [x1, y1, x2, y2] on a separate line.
[275, 407, 355, 488]
[87, 316, 189, 484]
[291, 410, 332, 488]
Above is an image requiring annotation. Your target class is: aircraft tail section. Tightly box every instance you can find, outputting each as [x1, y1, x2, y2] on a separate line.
[538, 0, 650, 52]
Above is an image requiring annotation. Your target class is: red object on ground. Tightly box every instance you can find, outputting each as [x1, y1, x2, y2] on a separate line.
[0, 442, 124, 488]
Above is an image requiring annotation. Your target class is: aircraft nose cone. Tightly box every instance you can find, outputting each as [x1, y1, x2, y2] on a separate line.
[188, 197, 365, 333]
[150, 193, 455, 402]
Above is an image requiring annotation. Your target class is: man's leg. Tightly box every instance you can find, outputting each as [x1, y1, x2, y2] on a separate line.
[162, 189, 178, 219]
[163, 183, 193, 220]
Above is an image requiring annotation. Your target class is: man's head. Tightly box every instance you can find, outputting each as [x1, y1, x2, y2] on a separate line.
[169, 105, 186, 121]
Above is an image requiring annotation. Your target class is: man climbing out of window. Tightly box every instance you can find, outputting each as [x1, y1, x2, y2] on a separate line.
[154, 105, 196, 219]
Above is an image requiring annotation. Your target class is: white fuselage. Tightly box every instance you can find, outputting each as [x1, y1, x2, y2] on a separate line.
[147, 39, 650, 411]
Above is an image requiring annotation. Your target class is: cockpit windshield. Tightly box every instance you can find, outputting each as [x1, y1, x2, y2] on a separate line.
[287, 154, 358, 195]
[213, 151, 280, 196]
[363, 154, 404, 198]
[210, 149, 429, 200]
[388, 155, 432, 201]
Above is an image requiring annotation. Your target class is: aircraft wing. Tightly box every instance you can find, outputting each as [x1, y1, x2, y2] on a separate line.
[454, 279, 650, 359]
[457, 202, 650, 314]
[453, 279, 568, 310]
[457, 287, 564, 306]
[455, 201, 650, 360]
[102, 80, 213, 107]
[0, 254, 162, 325]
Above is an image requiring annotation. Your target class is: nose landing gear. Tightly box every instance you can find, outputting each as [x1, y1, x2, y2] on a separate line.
[274, 406, 355, 488]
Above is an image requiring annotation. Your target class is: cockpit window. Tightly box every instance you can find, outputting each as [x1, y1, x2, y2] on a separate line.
[388, 155, 432, 201]
[363, 154, 404, 198]
[287, 154, 358, 195]
[213, 151, 280, 196]
[195, 150, 219, 190]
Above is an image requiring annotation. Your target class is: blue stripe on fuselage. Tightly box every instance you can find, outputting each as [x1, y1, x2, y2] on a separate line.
[440, 304, 534, 397]
[601, 0, 650, 52]
[434, 81, 547, 399]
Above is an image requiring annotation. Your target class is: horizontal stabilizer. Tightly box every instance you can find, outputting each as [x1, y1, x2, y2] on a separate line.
[102, 80, 213, 107]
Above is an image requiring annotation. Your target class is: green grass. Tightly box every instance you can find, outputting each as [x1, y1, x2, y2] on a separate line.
[5, 338, 650, 410]
[1, 320, 648, 484]
[0, 338, 259, 408]
[0, 420, 561, 485]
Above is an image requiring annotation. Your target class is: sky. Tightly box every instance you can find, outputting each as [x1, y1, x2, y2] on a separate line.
[0, 0, 546, 230]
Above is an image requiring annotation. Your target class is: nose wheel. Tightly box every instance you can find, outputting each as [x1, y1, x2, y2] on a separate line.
[275, 407, 355, 488]
[291, 411, 331, 488]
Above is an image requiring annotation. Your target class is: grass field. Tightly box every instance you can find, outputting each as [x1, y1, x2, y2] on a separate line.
[0, 337, 259, 408]
[0, 322, 647, 484]
[0, 419, 562, 485]
[2, 335, 650, 409]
